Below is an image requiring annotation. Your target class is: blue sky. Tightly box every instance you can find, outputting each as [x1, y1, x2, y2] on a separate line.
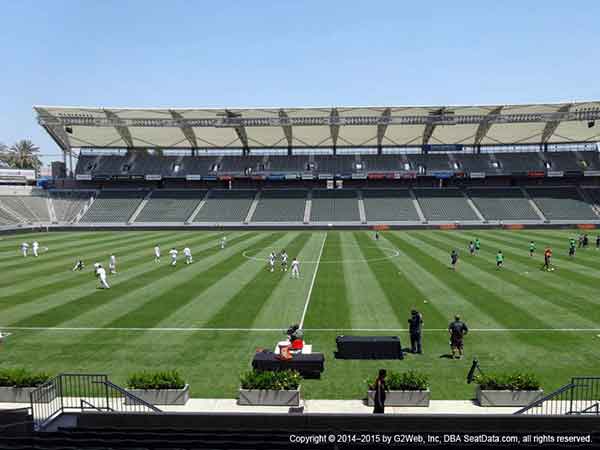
[1, 0, 599, 164]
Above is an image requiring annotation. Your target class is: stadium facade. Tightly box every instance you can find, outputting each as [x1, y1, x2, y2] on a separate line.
[1, 102, 600, 230]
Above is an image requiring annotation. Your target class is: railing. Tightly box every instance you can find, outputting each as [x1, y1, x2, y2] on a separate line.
[30, 373, 161, 430]
[515, 377, 600, 415]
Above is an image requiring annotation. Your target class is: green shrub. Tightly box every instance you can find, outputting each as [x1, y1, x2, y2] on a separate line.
[0, 368, 51, 388]
[366, 370, 429, 391]
[126, 370, 186, 390]
[240, 370, 301, 391]
[475, 372, 541, 391]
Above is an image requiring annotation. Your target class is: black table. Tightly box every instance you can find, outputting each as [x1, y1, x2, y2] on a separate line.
[252, 351, 325, 378]
[335, 335, 403, 359]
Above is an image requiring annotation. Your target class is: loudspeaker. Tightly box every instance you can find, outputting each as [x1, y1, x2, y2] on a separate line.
[588, 121, 595, 128]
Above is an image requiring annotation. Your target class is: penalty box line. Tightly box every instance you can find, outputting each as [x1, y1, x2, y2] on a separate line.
[2, 326, 600, 332]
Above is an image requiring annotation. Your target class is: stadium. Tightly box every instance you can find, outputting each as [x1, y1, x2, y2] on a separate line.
[1, 99, 600, 446]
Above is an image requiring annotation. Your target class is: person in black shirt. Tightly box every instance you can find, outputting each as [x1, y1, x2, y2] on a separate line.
[596, 235, 600, 250]
[372, 369, 387, 414]
[448, 315, 469, 359]
[408, 309, 424, 354]
[450, 249, 459, 270]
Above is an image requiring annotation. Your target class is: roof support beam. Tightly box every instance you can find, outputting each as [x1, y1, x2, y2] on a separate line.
[474, 106, 503, 146]
[104, 110, 134, 148]
[279, 109, 293, 148]
[377, 108, 391, 147]
[330, 108, 339, 151]
[422, 108, 445, 146]
[170, 110, 198, 149]
[541, 104, 571, 144]
[35, 107, 72, 153]
[225, 110, 249, 151]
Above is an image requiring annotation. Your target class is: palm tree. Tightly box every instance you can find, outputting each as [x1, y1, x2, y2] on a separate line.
[0, 142, 9, 167]
[8, 140, 42, 173]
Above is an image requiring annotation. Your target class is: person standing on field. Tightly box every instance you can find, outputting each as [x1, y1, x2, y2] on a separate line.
[372, 369, 388, 414]
[448, 315, 468, 359]
[408, 309, 424, 354]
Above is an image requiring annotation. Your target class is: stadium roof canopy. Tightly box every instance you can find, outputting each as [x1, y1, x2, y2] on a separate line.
[35, 102, 600, 151]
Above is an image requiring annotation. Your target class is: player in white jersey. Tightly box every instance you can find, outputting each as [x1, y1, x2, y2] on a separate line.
[154, 245, 161, 263]
[94, 263, 110, 289]
[291, 258, 300, 279]
[281, 250, 288, 272]
[109, 254, 117, 274]
[32, 241, 40, 257]
[268, 252, 276, 272]
[169, 248, 178, 266]
[20, 242, 29, 257]
[220, 236, 227, 249]
[183, 247, 193, 264]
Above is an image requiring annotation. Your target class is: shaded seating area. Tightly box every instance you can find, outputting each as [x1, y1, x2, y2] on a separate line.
[467, 188, 540, 221]
[193, 190, 256, 222]
[310, 189, 360, 222]
[252, 189, 307, 222]
[414, 188, 479, 221]
[135, 190, 206, 222]
[526, 187, 598, 221]
[0, 195, 50, 223]
[50, 191, 93, 223]
[80, 190, 146, 223]
[362, 189, 420, 222]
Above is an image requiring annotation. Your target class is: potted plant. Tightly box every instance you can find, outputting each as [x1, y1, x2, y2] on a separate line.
[238, 370, 301, 406]
[366, 370, 430, 407]
[125, 370, 189, 405]
[475, 372, 543, 407]
[0, 368, 52, 403]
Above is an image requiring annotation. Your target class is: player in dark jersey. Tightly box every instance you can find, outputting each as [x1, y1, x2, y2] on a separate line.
[450, 249, 459, 270]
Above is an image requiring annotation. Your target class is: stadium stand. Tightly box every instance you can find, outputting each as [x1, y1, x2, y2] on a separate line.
[252, 189, 307, 222]
[310, 189, 360, 222]
[0, 206, 20, 225]
[414, 188, 480, 221]
[49, 190, 93, 223]
[0, 195, 49, 223]
[135, 190, 206, 222]
[361, 155, 404, 172]
[193, 189, 256, 222]
[526, 186, 599, 221]
[362, 189, 420, 222]
[79, 190, 146, 223]
[467, 187, 541, 221]
[267, 155, 310, 172]
[314, 155, 356, 173]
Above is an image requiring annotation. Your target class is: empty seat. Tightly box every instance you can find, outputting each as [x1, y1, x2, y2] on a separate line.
[310, 189, 360, 222]
[0, 196, 50, 223]
[80, 191, 146, 223]
[50, 191, 94, 223]
[252, 190, 307, 222]
[362, 189, 419, 221]
[467, 188, 539, 220]
[527, 187, 598, 220]
[135, 190, 206, 223]
[414, 188, 479, 221]
[194, 190, 256, 222]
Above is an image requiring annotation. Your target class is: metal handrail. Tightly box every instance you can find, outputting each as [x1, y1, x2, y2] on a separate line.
[93, 380, 162, 413]
[514, 383, 576, 415]
[80, 399, 113, 413]
[577, 402, 600, 415]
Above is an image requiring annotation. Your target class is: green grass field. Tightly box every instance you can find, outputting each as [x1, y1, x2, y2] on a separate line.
[1, 228, 599, 400]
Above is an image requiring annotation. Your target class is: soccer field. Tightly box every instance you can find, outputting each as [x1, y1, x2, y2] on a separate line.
[1, 228, 599, 400]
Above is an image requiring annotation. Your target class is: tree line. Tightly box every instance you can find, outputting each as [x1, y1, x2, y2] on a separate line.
[0, 140, 43, 172]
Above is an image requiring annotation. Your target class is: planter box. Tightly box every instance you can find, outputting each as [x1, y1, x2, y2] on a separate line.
[125, 384, 189, 406]
[238, 387, 301, 406]
[0, 385, 55, 403]
[476, 386, 544, 407]
[367, 389, 430, 407]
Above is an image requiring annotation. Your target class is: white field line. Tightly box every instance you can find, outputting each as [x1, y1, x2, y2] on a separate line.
[299, 232, 327, 329]
[1, 326, 600, 332]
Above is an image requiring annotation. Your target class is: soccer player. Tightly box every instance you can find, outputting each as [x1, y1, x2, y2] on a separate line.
[291, 257, 300, 279]
[596, 235, 600, 250]
[281, 250, 288, 272]
[72, 259, 85, 271]
[529, 240, 536, 257]
[183, 247, 193, 264]
[20, 242, 29, 257]
[220, 236, 227, 249]
[583, 234, 589, 249]
[468, 241, 475, 256]
[169, 248, 178, 266]
[496, 250, 504, 269]
[375, 231, 379, 241]
[109, 254, 117, 274]
[154, 245, 161, 263]
[94, 263, 110, 289]
[474, 238, 481, 254]
[450, 249, 459, 270]
[268, 252, 276, 272]
[543, 247, 553, 271]
[32, 241, 40, 257]
[569, 238, 576, 258]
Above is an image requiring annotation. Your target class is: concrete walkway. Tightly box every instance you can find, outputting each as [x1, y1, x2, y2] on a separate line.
[0, 399, 519, 415]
